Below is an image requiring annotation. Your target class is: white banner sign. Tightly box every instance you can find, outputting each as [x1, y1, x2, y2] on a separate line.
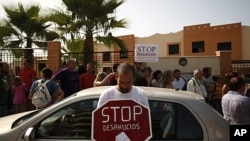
[134, 44, 159, 62]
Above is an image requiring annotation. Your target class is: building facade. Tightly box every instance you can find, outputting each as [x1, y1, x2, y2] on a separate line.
[112, 22, 250, 75]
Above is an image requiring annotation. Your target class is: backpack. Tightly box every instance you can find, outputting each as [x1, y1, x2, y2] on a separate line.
[32, 80, 51, 108]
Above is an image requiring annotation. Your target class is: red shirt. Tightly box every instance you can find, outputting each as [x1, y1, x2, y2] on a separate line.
[80, 73, 96, 89]
[18, 67, 36, 89]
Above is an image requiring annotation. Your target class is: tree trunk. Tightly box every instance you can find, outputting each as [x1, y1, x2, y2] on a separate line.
[24, 38, 34, 62]
[83, 32, 94, 66]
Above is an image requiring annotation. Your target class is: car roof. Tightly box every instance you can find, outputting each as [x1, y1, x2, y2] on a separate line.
[74, 86, 204, 101]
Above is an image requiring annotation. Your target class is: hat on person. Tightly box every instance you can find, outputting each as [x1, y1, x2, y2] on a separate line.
[141, 66, 153, 72]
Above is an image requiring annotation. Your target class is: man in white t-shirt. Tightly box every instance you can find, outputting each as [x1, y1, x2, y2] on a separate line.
[97, 63, 149, 108]
[172, 69, 186, 90]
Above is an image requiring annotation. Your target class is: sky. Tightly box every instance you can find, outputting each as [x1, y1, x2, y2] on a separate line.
[0, 0, 249, 37]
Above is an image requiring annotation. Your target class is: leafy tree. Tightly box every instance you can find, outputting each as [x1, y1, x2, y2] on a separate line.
[0, 3, 60, 61]
[51, 0, 128, 65]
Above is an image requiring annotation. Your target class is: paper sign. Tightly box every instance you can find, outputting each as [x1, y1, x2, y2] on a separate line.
[134, 44, 159, 62]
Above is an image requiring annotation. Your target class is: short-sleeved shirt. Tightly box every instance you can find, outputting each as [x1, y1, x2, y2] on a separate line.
[97, 86, 149, 108]
[52, 68, 79, 97]
[151, 79, 162, 87]
[18, 67, 36, 89]
[222, 91, 250, 125]
[172, 77, 186, 90]
[30, 79, 60, 97]
[80, 73, 96, 89]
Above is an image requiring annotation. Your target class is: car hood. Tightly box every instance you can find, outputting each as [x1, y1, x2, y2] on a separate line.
[0, 111, 35, 134]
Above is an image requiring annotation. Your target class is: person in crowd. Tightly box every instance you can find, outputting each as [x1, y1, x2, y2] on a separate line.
[151, 70, 163, 87]
[138, 66, 153, 86]
[29, 68, 64, 109]
[77, 64, 87, 76]
[133, 62, 144, 86]
[221, 76, 250, 125]
[2, 62, 15, 115]
[212, 75, 224, 115]
[96, 67, 109, 82]
[11, 76, 27, 113]
[52, 58, 79, 98]
[97, 63, 149, 107]
[94, 70, 109, 87]
[0, 62, 9, 117]
[7, 65, 15, 114]
[79, 63, 96, 90]
[108, 63, 120, 85]
[172, 69, 186, 90]
[202, 67, 215, 105]
[162, 70, 173, 89]
[222, 71, 239, 96]
[18, 59, 36, 111]
[187, 69, 208, 102]
[54, 61, 67, 75]
[104, 67, 112, 75]
[93, 63, 120, 87]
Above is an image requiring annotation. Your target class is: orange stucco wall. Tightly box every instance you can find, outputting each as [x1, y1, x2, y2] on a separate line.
[183, 23, 242, 60]
[114, 34, 135, 52]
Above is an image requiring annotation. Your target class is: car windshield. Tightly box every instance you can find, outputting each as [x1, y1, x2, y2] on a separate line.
[12, 110, 41, 128]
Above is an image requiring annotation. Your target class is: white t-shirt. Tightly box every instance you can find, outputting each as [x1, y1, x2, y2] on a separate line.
[97, 86, 149, 108]
[172, 77, 186, 90]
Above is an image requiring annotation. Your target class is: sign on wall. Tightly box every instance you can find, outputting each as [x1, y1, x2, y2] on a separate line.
[134, 44, 159, 62]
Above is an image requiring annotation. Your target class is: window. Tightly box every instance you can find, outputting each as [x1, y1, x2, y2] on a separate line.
[120, 49, 128, 59]
[149, 100, 203, 140]
[35, 99, 98, 139]
[168, 44, 179, 55]
[176, 104, 203, 139]
[192, 41, 204, 53]
[217, 42, 231, 51]
[103, 52, 110, 61]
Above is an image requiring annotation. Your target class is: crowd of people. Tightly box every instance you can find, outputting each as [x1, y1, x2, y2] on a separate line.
[1, 59, 250, 125]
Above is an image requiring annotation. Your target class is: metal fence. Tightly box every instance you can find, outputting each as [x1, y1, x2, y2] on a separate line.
[61, 51, 135, 72]
[232, 60, 250, 73]
[232, 60, 250, 89]
[0, 48, 47, 77]
[1, 49, 134, 77]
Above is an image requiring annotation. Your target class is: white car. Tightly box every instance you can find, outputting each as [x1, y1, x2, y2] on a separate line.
[0, 86, 229, 141]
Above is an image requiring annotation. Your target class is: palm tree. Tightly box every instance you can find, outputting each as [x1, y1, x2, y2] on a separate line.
[0, 3, 60, 61]
[52, 0, 128, 66]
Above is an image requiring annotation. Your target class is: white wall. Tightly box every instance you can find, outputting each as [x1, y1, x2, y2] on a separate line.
[135, 31, 183, 57]
[147, 56, 220, 76]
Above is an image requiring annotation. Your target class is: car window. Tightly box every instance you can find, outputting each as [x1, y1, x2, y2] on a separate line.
[12, 110, 40, 128]
[35, 99, 98, 139]
[33, 99, 203, 140]
[149, 100, 203, 140]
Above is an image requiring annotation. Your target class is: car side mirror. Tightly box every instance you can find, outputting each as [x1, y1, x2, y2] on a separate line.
[24, 127, 35, 141]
